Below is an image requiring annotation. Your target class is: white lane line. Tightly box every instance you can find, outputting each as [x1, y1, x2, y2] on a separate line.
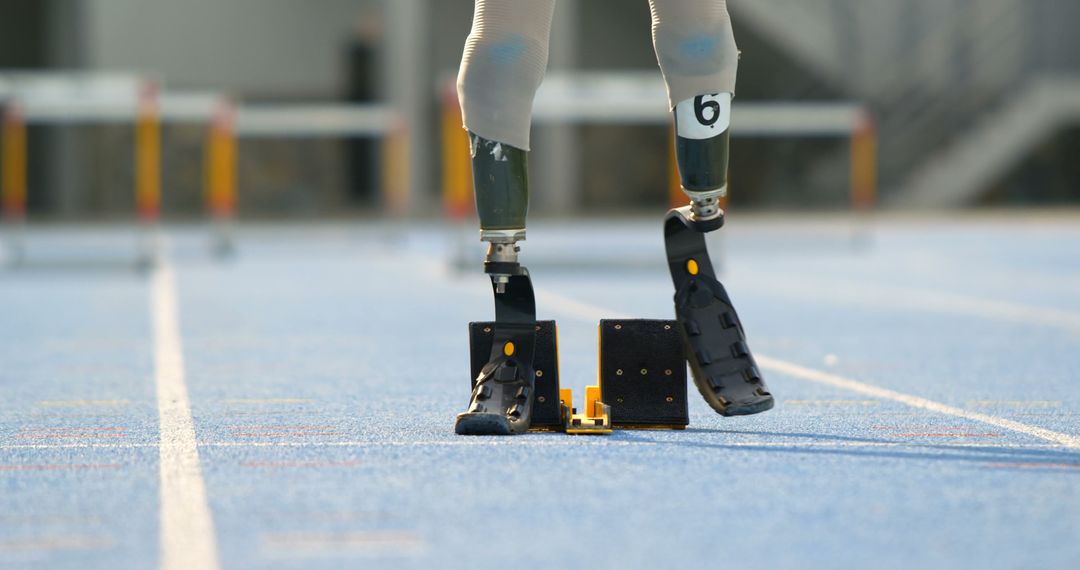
[534, 289, 1080, 449]
[756, 357, 1080, 448]
[152, 256, 220, 570]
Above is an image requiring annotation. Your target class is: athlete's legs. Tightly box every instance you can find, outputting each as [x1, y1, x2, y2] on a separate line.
[454, 0, 556, 435]
[650, 0, 737, 220]
[458, 0, 555, 153]
[651, 0, 774, 416]
[457, 0, 556, 280]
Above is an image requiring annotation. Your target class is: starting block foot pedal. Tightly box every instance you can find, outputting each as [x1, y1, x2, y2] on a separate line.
[470, 320, 563, 430]
[599, 319, 689, 429]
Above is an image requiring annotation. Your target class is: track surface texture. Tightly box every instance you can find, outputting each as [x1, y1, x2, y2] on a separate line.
[1, 214, 1079, 569]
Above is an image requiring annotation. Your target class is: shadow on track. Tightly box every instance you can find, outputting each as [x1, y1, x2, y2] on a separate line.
[610, 428, 1080, 467]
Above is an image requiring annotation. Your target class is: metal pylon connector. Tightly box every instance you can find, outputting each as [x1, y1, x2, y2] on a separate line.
[685, 186, 726, 222]
[481, 229, 525, 294]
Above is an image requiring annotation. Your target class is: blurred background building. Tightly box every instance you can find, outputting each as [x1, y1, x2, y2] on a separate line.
[2, 0, 1079, 220]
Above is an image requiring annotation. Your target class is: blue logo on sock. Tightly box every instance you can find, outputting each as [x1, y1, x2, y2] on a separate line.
[680, 34, 719, 60]
[489, 36, 527, 65]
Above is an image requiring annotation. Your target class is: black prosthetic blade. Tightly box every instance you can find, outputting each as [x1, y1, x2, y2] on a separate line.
[470, 320, 562, 429]
[456, 272, 539, 435]
[664, 208, 774, 416]
[599, 319, 688, 428]
[489, 273, 538, 366]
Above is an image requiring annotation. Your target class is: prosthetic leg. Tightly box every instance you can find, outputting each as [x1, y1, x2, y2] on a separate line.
[665, 93, 774, 416]
[649, 0, 774, 416]
[454, 135, 539, 435]
[453, 0, 556, 435]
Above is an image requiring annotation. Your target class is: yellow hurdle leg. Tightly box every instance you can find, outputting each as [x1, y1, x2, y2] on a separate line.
[135, 83, 162, 222]
[381, 121, 409, 217]
[2, 105, 28, 220]
[205, 101, 237, 219]
[850, 113, 877, 213]
[441, 86, 472, 221]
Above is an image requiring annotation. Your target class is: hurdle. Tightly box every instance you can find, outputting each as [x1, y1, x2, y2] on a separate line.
[204, 98, 238, 257]
[0, 70, 406, 266]
[232, 103, 405, 212]
[1, 73, 152, 264]
[1, 92, 27, 264]
[0, 72, 169, 266]
[154, 90, 239, 258]
[162, 98, 403, 255]
[0, 71, 257, 265]
[134, 90, 241, 257]
[171, 99, 404, 255]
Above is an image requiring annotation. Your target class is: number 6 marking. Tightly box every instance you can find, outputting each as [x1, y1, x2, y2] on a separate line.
[676, 92, 729, 139]
[694, 94, 721, 127]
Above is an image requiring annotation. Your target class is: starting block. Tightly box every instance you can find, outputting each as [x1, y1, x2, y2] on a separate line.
[468, 318, 689, 435]
[599, 319, 688, 429]
[469, 321, 565, 430]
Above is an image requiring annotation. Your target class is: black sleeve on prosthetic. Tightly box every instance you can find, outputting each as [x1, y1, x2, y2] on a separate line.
[674, 119, 730, 192]
[470, 133, 529, 230]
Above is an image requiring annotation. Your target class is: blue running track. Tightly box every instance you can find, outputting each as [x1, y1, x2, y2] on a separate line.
[1, 214, 1078, 569]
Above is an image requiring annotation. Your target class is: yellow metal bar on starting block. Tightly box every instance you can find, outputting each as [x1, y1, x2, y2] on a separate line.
[564, 384, 612, 435]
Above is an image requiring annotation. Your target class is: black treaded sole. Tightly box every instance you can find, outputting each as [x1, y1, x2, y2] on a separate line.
[688, 373, 774, 416]
[676, 282, 775, 418]
[454, 412, 516, 435]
